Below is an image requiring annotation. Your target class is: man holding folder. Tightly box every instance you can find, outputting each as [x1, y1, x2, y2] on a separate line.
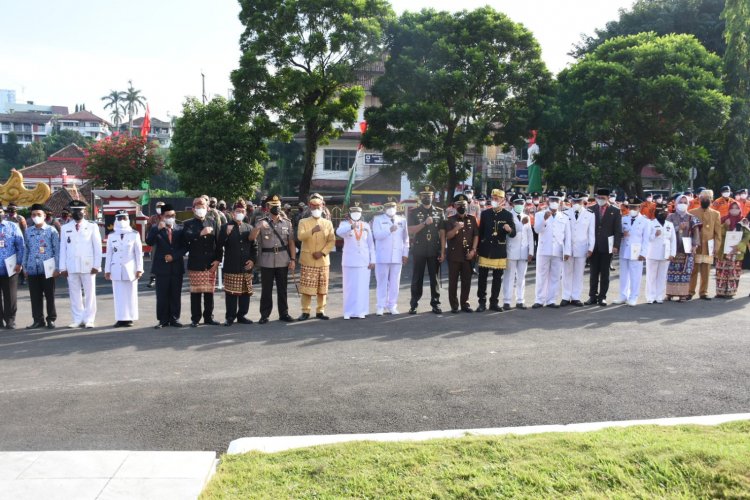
[0, 205, 25, 329]
[23, 204, 60, 329]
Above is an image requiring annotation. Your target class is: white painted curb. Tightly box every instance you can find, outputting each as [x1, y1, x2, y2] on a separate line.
[227, 413, 750, 454]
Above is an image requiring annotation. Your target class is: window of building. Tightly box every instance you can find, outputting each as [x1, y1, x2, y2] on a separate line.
[323, 149, 358, 171]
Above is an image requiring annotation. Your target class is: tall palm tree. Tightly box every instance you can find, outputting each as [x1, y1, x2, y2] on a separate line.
[101, 90, 126, 128]
[124, 80, 146, 136]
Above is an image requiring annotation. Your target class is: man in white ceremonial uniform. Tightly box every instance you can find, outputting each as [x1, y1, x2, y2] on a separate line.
[533, 190, 571, 308]
[503, 193, 534, 310]
[59, 200, 102, 328]
[561, 192, 595, 307]
[336, 205, 376, 319]
[614, 197, 651, 306]
[372, 200, 409, 315]
[645, 202, 676, 304]
[104, 210, 144, 327]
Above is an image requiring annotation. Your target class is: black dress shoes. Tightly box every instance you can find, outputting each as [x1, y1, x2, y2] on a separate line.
[560, 300, 570, 307]
[461, 306, 474, 313]
[476, 304, 487, 312]
[316, 313, 330, 320]
[258, 317, 269, 324]
[598, 300, 608, 307]
[222, 320, 234, 327]
[190, 322, 199, 328]
[154, 323, 168, 329]
[450, 308, 460, 314]
[297, 313, 310, 321]
[431, 306, 442, 314]
[571, 300, 584, 307]
[532, 303, 543, 309]
[489, 305, 503, 312]
[170, 321, 184, 328]
[204, 319, 221, 326]
[237, 317, 253, 325]
[515, 304, 527, 310]
[700, 295, 712, 301]
[26, 321, 45, 329]
[503, 303, 511, 311]
[408, 307, 417, 314]
[279, 314, 295, 322]
[584, 298, 598, 306]
[46, 321, 55, 329]
[547, 303, 560, 309]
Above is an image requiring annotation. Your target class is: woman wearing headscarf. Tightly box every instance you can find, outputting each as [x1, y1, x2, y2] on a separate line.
[104, 210, 144, 327]
[665, 194, 702, 302]
[715, 201, 750, 298]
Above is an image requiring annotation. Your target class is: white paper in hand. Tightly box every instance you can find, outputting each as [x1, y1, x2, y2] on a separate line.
[4, 254, 16, 276]
[724, 231, 742, 254]
[682, 237, 693, 254]
[608, 235, 614, 253]
[43, 258, 56, 279]
[707, 239, 714, 256]
[629, 243, 641, 260]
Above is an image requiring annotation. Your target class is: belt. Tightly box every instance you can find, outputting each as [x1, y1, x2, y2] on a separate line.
[262, 247, 285, 253]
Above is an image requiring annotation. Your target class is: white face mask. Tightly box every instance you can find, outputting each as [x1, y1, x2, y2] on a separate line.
[194, 207, 207, 218]
[722, 192, 730, 198]
[729, 209, 741, 216]
[165, 217, 176, 227]
[156, 207, 162, 215]
[629, 209, 639, 217]
[32, 215, 45, 225]
[234, 212, 245, 222]
[646, 197, 653, 202]
[596, 198, 607, 206]
[532, 199, 539, 206]
[573, 203, 583, 212]
[609, 196, 616, 203]
[740, 193, 748, 200]
[350, 212, 362, 221]
[490, 200, 500, 209]
[115, 220, 130, 230]
[385, 208, 396, 217]
[676, 203, 688, 213]
[513, 204, 524, 214]
[465, 193, 473, 201]
[311, 209, 322, 218]
[548, 201, 559, 211]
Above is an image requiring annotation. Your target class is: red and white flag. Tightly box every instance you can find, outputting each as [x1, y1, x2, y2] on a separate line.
[140, 104, 151, 138]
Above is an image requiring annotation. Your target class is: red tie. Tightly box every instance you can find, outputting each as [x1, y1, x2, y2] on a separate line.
[167, 227, 172, 244]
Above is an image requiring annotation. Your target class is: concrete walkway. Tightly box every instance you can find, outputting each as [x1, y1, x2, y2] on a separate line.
[0, 451, 216, 500]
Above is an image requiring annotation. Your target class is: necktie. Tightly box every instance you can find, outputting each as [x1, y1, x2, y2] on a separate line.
[631, 217, 635, 223]
[517, 214, 521, 221]
[575, 212, 579, 220]
[167, 227, 172, 244]
[75, 223, 80, 232]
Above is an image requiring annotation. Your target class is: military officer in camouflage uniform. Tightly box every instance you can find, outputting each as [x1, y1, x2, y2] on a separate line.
[408, 185, 446, 314]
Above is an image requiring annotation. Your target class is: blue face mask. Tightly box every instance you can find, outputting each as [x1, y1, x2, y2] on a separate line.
[513, 204, 524, 214]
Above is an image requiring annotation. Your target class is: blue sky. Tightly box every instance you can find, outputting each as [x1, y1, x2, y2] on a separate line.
[0, 0, 634, 123]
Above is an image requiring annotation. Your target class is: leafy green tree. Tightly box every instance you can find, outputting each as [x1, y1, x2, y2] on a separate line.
[717, 0, 750, 188]
[42, 129, 93, 155]
[101, 90, 126, 128]
[264, 140, 304, 197]
[1, 132, 21, 166]
[84, 135, 163, 189]
[364, 7, 550, 198]
[170, 97, 266, 202]
[231, 0, 393, 201]
[553, 33, 730, 194]
[573, 0, 726, 58]
[16, 141, 46, 167]
[124, 80, 146, 136]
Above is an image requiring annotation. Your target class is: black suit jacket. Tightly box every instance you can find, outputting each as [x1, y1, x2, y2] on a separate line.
[217, 221, 258, 274]
[590, 204, 623, 253]
[146, 226, 186, 276]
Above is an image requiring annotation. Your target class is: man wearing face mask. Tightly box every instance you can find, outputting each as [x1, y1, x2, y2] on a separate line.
[645, 203, 676, 304]
[503, 193, 534, 310]
[218, 199, 258, 326]
[585, 188, 622, 306]
[182, 197, 222, 327]
[0, 205, 24, 330]
[337, 204, 376, 319]
[533, 190, 571, 308]
[445, 194, 479, 313]
[253, 194, 296, 324]
[59, 200, 102, 328]
[735, 188, 749, 218]
[296, 193, 335, 321]
[206, 196, 228, 225]
[23, 204, 60, 329]
[57, 208, 71, 231]
[146, 201, 165, 289]
[475, 189, 516, 312]
[146, 203, 187, 328]
[613, 197, 651, 306]
[688, 190, 722, 299]
[561, 192, 595, 307]
[372, 200, 409, 315]
[104, 210, 144, 327]
[463, 188, 482, 221]
[407, 186, 446, 315]
[711, 185, 733, 218]
[640, 193, 656, 220]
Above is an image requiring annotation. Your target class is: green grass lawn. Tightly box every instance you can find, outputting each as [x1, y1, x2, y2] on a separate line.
[201, 421, 750, 499]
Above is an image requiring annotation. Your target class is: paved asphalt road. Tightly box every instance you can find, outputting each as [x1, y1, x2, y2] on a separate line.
[1, 255, 749, 453]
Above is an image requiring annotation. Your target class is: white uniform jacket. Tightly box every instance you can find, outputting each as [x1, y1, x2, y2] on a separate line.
[372, 214, 409, 264]
[533, 210, 572, 258]
[620, 214, 651, 259]
[105, 231, 144, 281]
[565, 207, 595, 258]
[336, 220, 376, 267]
[647, 219, 677, 260]
[506, 213, 534, 260]
[59, 219, 103, 273]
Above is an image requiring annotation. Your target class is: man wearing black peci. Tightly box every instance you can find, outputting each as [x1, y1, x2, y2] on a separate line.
[146, 204, 187, 328]
[585, 188, 622, 306]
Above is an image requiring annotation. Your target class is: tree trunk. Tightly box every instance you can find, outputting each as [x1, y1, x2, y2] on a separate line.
[446, 155, 458, 207]
[298, 126, 317, 202]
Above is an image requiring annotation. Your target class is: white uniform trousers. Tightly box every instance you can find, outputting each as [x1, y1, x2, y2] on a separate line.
[112, 279, 139, 321]
[503, 259, 528, 305]
[375, 263, 402, 309]
[343, 266, 371, 318]
[68, 273, 97, 324]
[645, 258, 670, 302]
[562, 256, 587, 301]
[618, 257, 644, 304]
[535, 255, 563, 305]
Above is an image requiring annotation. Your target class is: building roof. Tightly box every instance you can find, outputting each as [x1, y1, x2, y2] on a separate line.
[355, 60, 385, 92]
[59, 110, 110, 125]
[0, 112, 53, 125]
[18, 144, 87, 177]
[45, 181, 94, 215]
[131, 116, 171, 128]
[352, 169, 400, 194]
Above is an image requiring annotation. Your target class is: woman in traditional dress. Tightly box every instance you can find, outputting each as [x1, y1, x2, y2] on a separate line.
[666, 194, 702, 302]
[715, 201, 750, 298]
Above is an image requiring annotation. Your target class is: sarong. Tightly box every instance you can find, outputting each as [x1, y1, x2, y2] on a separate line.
[188, 269, 216, 293]
[478, 256, 507, 270]
[299, 265, 329, 295]
[224, 272, 253, 296]
[666, 253, 693, 297]
[716, 255, 742, 297]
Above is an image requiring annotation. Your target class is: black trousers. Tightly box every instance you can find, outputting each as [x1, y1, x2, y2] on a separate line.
[448, 260, 472, 310]
[589, 251, 612, 300]
[410, 253, 440, 308]
[0, 274, 18, 325]
[477, 266, 503, 306]
[225, 293, 250, 322]
[156, 274, 183, 324]
[28, 274, 56, 323]
[260, 266, 289, 319]
[191, 292, 215, 323]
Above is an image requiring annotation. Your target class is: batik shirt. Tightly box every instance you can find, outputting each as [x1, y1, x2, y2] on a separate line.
[23, 224, 60, 276]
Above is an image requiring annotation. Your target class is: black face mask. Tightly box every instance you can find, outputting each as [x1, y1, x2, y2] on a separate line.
[209, 203, 216, 208]
[700, 199, 710, 209]
[270, 206, 280, 215]
[456, 206, 467, 215]
[421, 197, 432, 206]
[656, 213, 667, 224]
[71, 210, 84, 221]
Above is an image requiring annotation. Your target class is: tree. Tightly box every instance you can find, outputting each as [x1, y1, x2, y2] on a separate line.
[83, 135, 163, 189]
[264, 140, 304, 197]
[717, 0, 750, 188]
[231, 0, 393, 202]
[553, 33, 730, 194]
[101, 90, 126, 128]
[170, 97, 266, 202]
[364, 8, 550, 198]
[1, 132, 21, 166]
[573, 0, 726, 58]
[42, 129, 93, 156]
[16, 141, 46, 168]
[123, 80, 146, 135]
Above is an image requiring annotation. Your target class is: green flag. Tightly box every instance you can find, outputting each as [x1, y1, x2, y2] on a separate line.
[140, 180, 150, 206]
[343, 151, 360, 206]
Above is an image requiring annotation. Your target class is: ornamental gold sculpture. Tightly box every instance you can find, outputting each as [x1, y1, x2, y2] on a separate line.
[0, 170, 51, 206]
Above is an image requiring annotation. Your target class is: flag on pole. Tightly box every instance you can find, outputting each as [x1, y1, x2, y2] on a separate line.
[344, 121, 368, 207]
[140, 104, 151, 138]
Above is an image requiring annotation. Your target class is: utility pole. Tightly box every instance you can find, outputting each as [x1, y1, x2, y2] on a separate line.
[201, 72, 206, 105]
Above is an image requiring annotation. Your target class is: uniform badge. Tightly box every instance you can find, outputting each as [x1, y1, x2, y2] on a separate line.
[39, 247, 45, 254]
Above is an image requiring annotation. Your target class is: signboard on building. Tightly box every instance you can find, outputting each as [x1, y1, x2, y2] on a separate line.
[515, 167, 529, 181]
[364, 153, 387, 165]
